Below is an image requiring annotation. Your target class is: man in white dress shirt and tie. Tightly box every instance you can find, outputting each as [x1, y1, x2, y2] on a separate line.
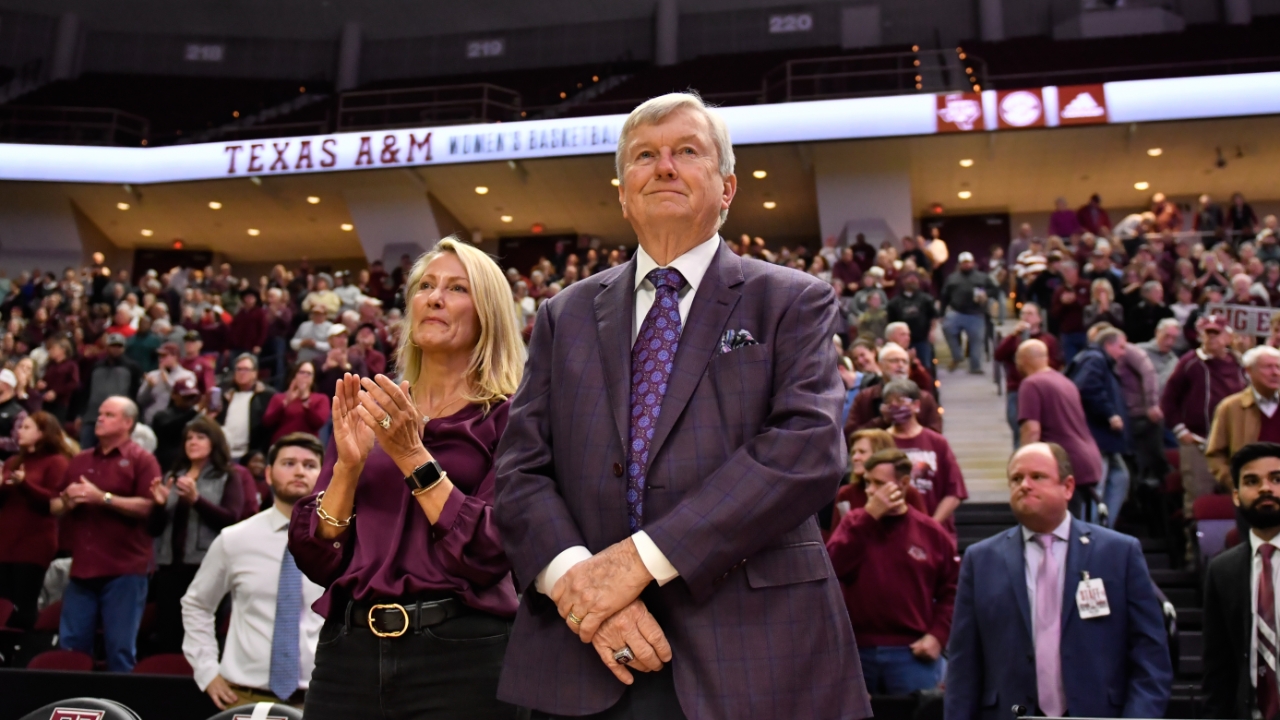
[181, 433, 326, 709]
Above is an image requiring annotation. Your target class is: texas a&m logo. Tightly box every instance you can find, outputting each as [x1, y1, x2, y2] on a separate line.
[49, 709, 105, 720]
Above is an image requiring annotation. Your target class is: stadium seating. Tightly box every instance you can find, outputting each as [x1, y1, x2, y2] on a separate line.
[26, 649, 94, 671]
[132, 653, 194, 676]
[10, 74, 330, 145]
[970, 14, 1280, 88]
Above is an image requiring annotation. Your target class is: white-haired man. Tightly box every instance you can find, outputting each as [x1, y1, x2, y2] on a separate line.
[1137, 317, 1183, 395]
[496, 92, 870, 719]
[846, 343, 943, 438]
[1207, 345, 1280, 486]
[884, 322, 934, 392]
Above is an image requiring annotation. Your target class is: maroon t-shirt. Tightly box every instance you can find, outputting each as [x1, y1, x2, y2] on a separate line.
[892, 428, 968, 534]
[1017, 371, 1102, 487]
[0, 453, 70, 566]
[825, 506, 959, 647]
[60, 441, 161, 578]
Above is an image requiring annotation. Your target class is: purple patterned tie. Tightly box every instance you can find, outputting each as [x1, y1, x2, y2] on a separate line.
[627, 267, 687, 531]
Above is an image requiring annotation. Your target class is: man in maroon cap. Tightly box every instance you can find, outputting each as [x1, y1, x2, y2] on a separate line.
[180, 331, 217, 396]
[136, 341, 196, 424]
[53, 396, 161, 671]
[1161, 314, 1247, 528]
[151, 375, 203, 474]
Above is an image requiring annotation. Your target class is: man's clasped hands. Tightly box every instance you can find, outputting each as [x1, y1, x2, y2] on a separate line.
[549, 538, 674, 684]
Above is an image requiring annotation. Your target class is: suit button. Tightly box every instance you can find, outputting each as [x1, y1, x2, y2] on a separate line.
[613, 462, 624, 477]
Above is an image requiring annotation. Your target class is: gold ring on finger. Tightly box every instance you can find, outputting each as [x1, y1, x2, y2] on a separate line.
[379, 414, 392, 430]
[567, 611, 583, 625]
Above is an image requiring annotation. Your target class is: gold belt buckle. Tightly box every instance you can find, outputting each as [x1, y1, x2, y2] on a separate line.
[368, 603, 409, 638]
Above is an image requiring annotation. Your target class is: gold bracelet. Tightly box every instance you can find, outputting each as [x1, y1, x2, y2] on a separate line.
[315, 490, 354, 527]
[410, 472, 449, 497]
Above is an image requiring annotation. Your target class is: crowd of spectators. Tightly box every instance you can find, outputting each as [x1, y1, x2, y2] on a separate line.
[0, 187, 1276, 713]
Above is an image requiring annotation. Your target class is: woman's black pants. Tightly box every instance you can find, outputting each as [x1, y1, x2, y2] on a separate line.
[304, 608, 525, 720]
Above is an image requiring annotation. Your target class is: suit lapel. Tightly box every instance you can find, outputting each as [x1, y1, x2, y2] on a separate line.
[1061, 519, 1093, 631]
[1001, 528, 1034, 642]
[594, 260, 639, 454]
[1232, 542, 1253, 651]
[645, 242, 744, 470]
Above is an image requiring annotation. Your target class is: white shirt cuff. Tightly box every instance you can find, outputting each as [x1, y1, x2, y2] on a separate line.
[632, 530, 679, 586]
[535, 545, 593, 595]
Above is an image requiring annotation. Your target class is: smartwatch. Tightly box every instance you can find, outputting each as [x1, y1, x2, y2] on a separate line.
[404, 459, 446, 495]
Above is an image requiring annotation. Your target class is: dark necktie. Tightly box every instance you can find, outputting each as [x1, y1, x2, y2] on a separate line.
[627, 267, 687, 532]
[269, 546, 302, 701]
[1260, 544, 1280, 720]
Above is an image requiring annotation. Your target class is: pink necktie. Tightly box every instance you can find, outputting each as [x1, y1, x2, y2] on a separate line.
[1035, 533, 1066, 717]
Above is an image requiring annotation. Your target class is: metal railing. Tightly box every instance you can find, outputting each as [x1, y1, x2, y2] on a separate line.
[336, 83, 521, 131]
[204, 119, 332, 142]
[762, 50, 988, 103]
[988, 54, 1280, 88]
[0, 105, 148, 146]
[0, 57, 46, 105]
[535, 89, 762, 118]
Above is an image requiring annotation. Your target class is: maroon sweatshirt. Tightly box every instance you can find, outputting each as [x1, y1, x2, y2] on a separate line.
[1050, 279, 1091, 334]
[41, 359, 80, 410]
[1160, 349, 1247, 439]
[0, 453, 70, 566]
[826, 506, 958, 647]
[228, 305, 268, 350]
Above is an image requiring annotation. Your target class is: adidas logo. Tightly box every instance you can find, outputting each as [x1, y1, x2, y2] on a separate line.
[1061, 92, 1106, 119]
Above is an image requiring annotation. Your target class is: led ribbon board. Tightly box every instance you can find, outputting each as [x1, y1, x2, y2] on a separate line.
[1, 71, 1278, 184]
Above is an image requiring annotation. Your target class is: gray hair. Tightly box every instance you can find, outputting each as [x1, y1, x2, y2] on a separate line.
[882, 378, 921, 402]
[1243, 345, 1280, 369]
[104, 395, 139, 428]
[234, 352, 259, 371]
[1141, 280, 1162, 296]
[616, 92, 736, 225]
[877, 342, 908, 362]
[1095, 326, 1125, 347]
[1155, 317, 1181, 335]
[884, 322, 910, 339]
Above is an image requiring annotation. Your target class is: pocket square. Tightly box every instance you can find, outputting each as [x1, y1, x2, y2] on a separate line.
[720, 329, 760, 354]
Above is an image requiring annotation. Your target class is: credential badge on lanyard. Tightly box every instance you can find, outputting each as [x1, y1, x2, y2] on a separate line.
[1076, 571, 1110, 619]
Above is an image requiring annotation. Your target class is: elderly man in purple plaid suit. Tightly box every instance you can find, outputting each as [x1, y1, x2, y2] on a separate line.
[494, 92, 870, 719]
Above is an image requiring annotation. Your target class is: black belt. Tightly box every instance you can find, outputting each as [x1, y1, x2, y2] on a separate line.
[346, 597, 467, 638]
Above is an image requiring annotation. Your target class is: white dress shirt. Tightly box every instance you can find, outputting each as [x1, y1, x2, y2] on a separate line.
[535, 234, 722, 596]
[1250, 530, 1280, 688]
[182, 506, 325, 693]
[1021, 513, 1072, 629]
[223, 390, 254, 460]
[1255, 387, 1280, 419]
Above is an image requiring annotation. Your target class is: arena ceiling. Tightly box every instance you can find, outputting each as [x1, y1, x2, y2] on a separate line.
[30, 113, 1280, 262]
[0, 0, 799, 39]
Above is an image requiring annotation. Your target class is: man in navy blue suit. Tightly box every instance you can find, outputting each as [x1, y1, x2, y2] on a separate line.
[945, 442, 1171, 719]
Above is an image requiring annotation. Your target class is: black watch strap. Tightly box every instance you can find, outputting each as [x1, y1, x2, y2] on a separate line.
[405, 459, 445, 493]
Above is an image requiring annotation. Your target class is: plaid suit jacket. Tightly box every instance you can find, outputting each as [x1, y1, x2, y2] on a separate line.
[494, 241, 871, 719]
